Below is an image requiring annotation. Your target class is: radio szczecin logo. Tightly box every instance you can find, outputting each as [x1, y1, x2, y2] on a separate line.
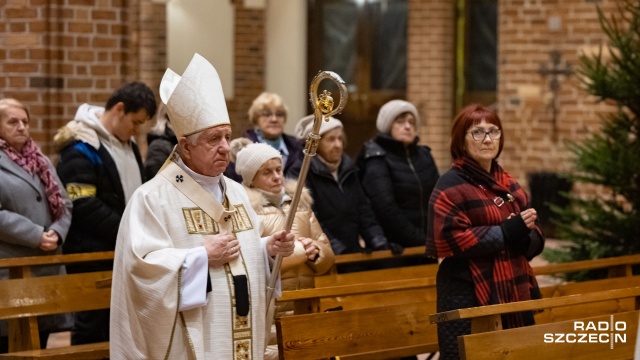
[543, 315, 627, 349]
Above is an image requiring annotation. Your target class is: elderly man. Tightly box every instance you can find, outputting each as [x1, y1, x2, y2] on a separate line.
[110, 54, 295, 359]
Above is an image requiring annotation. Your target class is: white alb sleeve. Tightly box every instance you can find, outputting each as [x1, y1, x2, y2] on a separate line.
[179, 246, 209, 311]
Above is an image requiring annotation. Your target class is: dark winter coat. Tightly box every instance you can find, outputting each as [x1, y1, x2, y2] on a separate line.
[56, 139, 143, 274]
[225, 128, 303, 182]
[287, 154, 388, 257]
[144, 125, 177, 180]
[357, 133, 439, 247]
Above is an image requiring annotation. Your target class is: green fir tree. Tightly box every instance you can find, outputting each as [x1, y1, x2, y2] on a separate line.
[544, 0, 640, 280]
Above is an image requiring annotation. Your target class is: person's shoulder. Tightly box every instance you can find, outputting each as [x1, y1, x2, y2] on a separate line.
[360, 139, 386, 160]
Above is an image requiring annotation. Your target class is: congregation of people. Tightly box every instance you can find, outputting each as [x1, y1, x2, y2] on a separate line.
[0, 53, 545, 359]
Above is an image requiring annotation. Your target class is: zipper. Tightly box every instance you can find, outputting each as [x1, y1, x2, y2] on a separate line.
[406, 147, 425, 233]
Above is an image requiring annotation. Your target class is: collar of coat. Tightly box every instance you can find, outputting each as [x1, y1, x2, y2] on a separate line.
[244, 179, 313, 215]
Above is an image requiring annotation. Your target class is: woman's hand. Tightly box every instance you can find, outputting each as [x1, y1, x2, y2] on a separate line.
[299, 237, 320, 261]
[519, 208, 537, 229]
[39, 230, 58, 251]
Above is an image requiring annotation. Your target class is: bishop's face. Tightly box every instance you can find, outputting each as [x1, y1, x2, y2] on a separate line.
[180, 125, 232, 177]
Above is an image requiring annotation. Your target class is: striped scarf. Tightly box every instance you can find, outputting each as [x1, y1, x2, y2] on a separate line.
[0, 138, 65, 221]
[427, 157, 542, 327]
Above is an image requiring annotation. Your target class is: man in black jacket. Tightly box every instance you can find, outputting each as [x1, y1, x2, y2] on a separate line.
[54, 82, 156, 345]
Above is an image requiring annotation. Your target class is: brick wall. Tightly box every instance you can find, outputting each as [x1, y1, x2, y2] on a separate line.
[228, 2, 265, 138]
[408, 0, 457, 174]
[0, 0, 140, 158]
[497, 0, 619, 188]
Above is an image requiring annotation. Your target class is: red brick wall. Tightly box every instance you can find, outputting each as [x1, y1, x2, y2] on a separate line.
[0, 0, 139, 158]
[407, 0, 457, 173]
[228, 2, 265, 138]
[497, 0, 619, 188]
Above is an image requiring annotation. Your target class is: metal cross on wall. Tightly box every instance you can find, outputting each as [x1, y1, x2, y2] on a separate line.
[537, 50, 573, 140]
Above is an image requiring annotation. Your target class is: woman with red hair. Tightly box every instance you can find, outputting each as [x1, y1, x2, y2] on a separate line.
[426, 104, 545, 360]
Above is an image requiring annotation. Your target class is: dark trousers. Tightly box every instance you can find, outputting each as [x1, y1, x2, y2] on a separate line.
[71, 309, 110, 345]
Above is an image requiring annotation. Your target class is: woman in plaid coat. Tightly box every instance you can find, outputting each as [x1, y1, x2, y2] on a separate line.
[426, 104, 545, 360]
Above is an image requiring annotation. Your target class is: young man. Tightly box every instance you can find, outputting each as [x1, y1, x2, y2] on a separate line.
[54, 81, 157, 345]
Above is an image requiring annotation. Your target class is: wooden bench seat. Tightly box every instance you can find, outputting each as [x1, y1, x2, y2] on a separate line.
[0, 342, 110, 360]
[458, 310, 638, 360]
[0, 252, 113, 359]
[276, 301, 439, 360]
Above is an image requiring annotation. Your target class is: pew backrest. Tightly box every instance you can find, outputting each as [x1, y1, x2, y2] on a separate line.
[458, 310, 638, 360]
[430, 286, 640, 334]
[276, 301, 439, 359]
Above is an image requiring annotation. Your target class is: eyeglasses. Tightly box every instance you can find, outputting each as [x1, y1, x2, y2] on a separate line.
[468, 128, 501, 141]
[260, 110, 286, 118]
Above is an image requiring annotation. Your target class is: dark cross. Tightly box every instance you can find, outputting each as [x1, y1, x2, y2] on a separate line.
[537, 50, 573, 140]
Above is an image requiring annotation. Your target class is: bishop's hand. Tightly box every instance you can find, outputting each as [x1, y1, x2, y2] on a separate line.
[204, 233, 240, 267]
[267, 230, 295, 258]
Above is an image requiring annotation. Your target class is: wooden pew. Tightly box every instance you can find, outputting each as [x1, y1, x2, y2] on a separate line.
[326, 245, 428, 274]
[534, 253, 640, 278]
[279, 276, 437, 314]
[457, 310, 638, 360]
[0, 252, 114, 359]
[276, 301, 439, 360]
[429, 286, 640, 334]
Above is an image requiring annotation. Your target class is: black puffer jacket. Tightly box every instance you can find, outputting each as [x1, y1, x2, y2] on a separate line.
[144, 125, 177, 180]
[56, 140, 143, 273]
[287, 154, 388, 256]
[357, 133, 439, 247]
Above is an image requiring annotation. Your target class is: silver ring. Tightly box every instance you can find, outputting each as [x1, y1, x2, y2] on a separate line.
[231, 246, 236, 252]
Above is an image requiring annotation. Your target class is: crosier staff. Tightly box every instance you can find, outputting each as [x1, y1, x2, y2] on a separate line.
[264, 70, 348, 343]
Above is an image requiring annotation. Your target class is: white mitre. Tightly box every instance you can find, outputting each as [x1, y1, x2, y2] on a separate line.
[159, 53, 230, 137]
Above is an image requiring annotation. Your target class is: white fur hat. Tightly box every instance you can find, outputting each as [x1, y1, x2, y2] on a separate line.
[294, 114, 343, 140]
[376, 99, 420, 133]
[231, 138, 282, 186]
[159, 53, 230, 137]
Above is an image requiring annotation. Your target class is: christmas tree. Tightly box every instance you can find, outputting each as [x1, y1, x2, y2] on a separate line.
[544, 0, 640, 280]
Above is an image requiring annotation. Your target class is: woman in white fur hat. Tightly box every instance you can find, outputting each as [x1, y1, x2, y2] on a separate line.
[287, 115, 398, 272]
[357, 99, 440, 264]
[230, 137, 335, 360]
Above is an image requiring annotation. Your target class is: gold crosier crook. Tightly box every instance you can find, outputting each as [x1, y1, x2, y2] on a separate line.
[264, 71, 348, 344]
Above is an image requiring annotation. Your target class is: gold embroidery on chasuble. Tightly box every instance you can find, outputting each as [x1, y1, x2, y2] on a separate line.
[182, 208, 220, 234]
[229, 204, 254, 233]
[182, 204, 253, 235]
[224, 262, 253, 360]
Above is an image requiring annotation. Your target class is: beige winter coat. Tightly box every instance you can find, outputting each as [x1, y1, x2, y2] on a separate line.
[245, 179, 335, 360]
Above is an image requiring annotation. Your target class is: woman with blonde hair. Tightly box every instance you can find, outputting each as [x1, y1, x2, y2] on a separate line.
[0, 98, 73, 351]
[225, 92, 303, 181]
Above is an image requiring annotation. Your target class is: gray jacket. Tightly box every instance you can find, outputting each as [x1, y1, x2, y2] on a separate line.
[0, 148, 73, 334]
[0, 149, 72, 263]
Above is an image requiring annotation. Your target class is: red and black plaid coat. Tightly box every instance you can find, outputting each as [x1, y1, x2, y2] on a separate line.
[427, 157, 544, 327]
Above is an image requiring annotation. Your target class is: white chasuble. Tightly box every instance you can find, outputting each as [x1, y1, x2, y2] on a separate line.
[110, 161, 269, 359]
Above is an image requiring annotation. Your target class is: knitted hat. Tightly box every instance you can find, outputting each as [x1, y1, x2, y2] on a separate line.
[376, 100, 420, 133]
[294, 114, 343, 140]
[230, 138, 282, 186]
[159, 53, 230, 137]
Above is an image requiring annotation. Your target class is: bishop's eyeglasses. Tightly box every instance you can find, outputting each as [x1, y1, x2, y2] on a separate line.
[468, 128, 502, 141]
